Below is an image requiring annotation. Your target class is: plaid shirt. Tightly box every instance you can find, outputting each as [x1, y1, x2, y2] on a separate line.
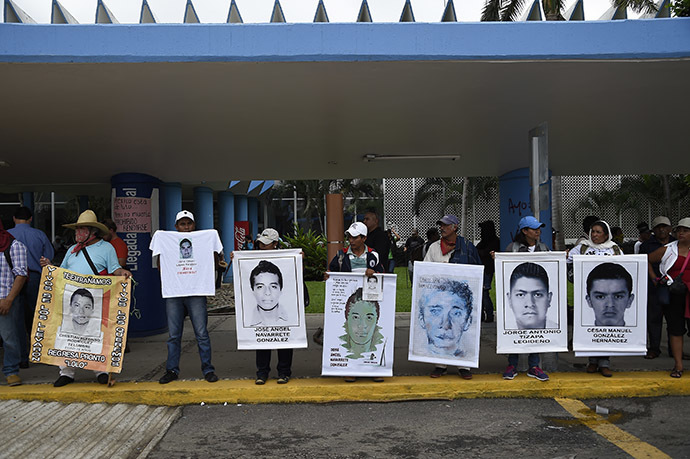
[0, 239, 28, 299]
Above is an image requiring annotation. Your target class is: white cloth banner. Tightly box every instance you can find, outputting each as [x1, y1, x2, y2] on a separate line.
[572, 255, 647, 355]
[495, 252, 568, 354]
[321, 273, 396, 377]
[232, 249, 307, 350]
[408, 262, 484, 368]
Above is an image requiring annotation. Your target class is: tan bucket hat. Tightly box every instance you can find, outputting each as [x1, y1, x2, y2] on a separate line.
[63, 210, 110, 236]
[674, 217, 690, 231]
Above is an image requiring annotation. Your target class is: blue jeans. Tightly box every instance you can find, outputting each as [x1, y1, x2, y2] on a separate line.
[589, 357, 610, 368]
[165, 296, 214, 376]
[508, 353, 540, 369]
[0, 296, 22, 376]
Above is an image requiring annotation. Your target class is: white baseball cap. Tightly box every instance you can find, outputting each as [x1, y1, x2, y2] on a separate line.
[257, 228, 280, 245]
[175, 210, 195, 223]
[346, 222, 368, 237]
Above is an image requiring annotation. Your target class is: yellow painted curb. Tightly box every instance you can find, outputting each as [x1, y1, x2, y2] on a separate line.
[0, 372, 688, 406]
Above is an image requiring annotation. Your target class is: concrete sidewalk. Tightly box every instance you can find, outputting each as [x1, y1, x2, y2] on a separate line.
[1, 313, 688, 405]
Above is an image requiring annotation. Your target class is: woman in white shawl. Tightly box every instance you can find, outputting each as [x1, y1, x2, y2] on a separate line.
[567, 220, 622, 377]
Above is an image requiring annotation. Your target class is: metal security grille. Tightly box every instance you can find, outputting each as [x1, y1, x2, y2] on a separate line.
[382, 177, 500, 243]
[384, 175, 690, 245]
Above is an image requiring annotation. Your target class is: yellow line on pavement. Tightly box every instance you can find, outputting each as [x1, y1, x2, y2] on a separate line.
[555, 397, 670, 459]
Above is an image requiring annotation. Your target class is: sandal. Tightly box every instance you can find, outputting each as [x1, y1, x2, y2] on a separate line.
[644, 351, 660, 360]
[671, 369, 683, 378]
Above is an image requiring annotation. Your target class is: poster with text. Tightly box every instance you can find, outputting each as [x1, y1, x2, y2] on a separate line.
[495, 252, 568, 354]
[321, 273, 396, 377]
[408, 262, 484, 368]
[29, 266, 131, 373]
[233, 249, 307, 350]
[572, 255, 647, 355]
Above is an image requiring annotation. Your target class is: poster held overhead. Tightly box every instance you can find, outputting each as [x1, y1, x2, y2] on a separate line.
[409, 262, 484, 368]
[495, 252, 568, 354]
[233, 249, 307, 350]
[321, 273, 396, 377]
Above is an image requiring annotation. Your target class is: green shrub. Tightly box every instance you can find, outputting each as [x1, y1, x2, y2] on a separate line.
[282, 227, 328, 281]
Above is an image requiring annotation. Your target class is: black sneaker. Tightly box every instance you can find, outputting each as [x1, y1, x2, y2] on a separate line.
[97, 373, 109, 384]
[204, 372, 219, 383]
[159, 370, 178, 384]
[277, 375, 290, 384]
[54, 375, 74, 387]
[430, 367, 447, 378]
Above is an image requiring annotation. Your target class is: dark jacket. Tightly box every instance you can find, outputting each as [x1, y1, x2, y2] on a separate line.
[328, 246, 385, 273]
[366, 227, 390, 265]
[449, 237, 482, 266]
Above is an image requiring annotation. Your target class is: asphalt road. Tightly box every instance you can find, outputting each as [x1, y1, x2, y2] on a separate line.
[148, 396, 690, 459]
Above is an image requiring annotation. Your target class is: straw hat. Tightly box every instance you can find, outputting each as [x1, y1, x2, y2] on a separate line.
[63, 210, 110, 236]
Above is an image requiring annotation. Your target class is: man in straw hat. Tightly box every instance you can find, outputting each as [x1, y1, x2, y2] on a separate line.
[40, 210, 132, 387]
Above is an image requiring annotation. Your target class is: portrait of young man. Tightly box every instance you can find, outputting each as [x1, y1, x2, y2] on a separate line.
[585, 262, 635, 327]
[506, 262, 557, 330]
[416, 278, 474, 358]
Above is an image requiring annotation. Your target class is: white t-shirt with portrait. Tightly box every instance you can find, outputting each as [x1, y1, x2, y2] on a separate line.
[150, 229, 223, 298]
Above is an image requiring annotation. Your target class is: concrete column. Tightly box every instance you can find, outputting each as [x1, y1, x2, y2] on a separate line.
[248, 197, 259, 238]
[326, 194, 344, 264]
[218, 191, 235, 282]
[499, 168, 552, 251]
[111, 172, 165, 337]
[193, 186, 214, 230]
[235, 195, 248, 221]
[160, 182, 182, 230]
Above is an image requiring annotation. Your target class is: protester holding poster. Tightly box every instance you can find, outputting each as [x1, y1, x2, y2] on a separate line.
[495, 252, 568, 382]
[39, 210, 132, 387]
[321, 221, 386, 382]
[150, 210, 222, 384]
[421, 214, 482, 379]
[647, 217, 690, 378]
[567, 220, 623, 377]
[572, 255, 647, 377]
[409, 261, 484, 371]
[322, 273, 396, 379]
[499, 216, 556, 382]
[232, 228, 307, 385]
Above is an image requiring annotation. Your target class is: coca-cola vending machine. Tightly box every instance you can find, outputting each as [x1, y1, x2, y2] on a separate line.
[234, 221, 250, 250]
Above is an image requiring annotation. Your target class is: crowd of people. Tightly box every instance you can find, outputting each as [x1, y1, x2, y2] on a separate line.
[1, 204, 689, 388]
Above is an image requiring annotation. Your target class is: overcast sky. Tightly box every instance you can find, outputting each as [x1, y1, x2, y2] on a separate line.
[4, 0, 643, 24]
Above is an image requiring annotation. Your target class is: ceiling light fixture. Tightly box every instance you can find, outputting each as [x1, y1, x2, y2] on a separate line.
[363, 154, 460, 162]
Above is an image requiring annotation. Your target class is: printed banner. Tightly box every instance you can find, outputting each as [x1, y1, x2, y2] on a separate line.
[495, 252, 568, 354]
[408, 262, 484, 368]
[322, 273, 396, 377]
[572, 255, 647, 355]
[232, 249, 307, 350]
[29, 266, 131, 373]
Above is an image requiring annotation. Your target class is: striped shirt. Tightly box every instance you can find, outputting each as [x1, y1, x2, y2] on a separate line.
[0, 239, 28, 299]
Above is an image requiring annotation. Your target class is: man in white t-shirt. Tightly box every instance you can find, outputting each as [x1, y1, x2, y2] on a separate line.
[150, 211, 222, 384]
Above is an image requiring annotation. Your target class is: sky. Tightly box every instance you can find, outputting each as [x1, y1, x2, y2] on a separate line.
[3, 0, 645, 24]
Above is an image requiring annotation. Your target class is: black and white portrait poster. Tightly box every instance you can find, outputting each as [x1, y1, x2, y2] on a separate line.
[232, 249, 307, 350]
[408, 262, 484, 368]
[321, 273, 396, 377]
[494, 253, 568, 354]
[573, 255, 647, 356]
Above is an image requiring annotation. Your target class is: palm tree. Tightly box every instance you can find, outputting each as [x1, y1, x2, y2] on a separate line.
[481, 0, 657, 21]
[414, 177, 498, 237]
[271, 179, 382, 234]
